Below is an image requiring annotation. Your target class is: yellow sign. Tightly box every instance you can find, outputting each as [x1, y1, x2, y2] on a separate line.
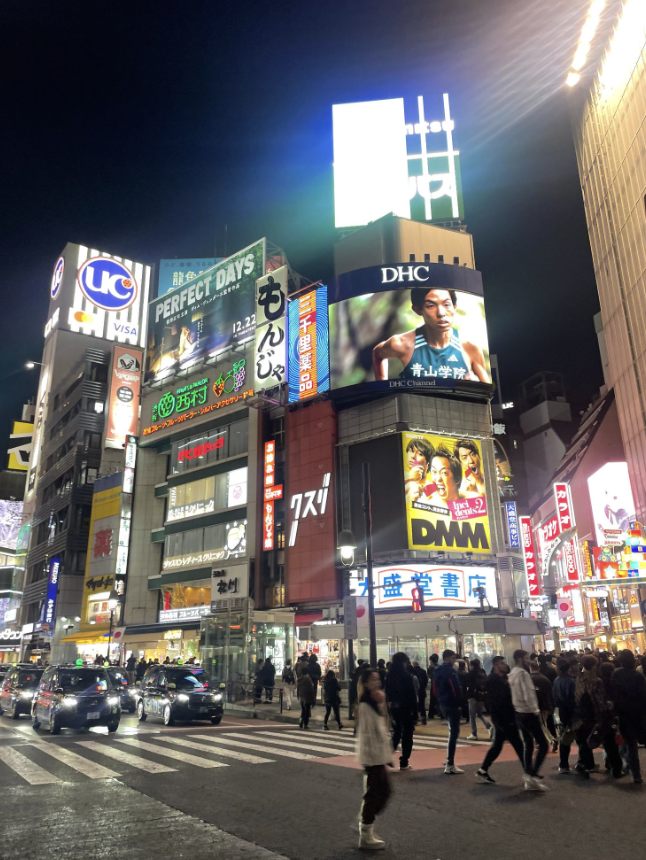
[402, 432, 491, 554]
[163, 629, 182, 640]
[8, 420, 33, 471]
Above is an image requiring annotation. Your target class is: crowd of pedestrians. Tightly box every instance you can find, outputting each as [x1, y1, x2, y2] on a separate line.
[353, 647, 646, 850]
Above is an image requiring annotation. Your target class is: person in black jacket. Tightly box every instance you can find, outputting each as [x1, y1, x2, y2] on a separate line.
[427, 654, 440, 719]
[466, 659, 492, 740]
[612, 649, 646, 783]
[385, 652, 418, 771]
[307, 654, 322, 706]
[258, 657, 275, 703]
[552, 658, 576, 773]
[475, 656, 526, 784]
[323, 669, 344, 730]
[411, 661, 428, 725]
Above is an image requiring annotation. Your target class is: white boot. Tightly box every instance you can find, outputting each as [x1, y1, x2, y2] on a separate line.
[359, 824, 385, 850]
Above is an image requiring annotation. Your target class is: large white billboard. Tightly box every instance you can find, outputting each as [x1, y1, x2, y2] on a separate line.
[587, 462, 636, 546]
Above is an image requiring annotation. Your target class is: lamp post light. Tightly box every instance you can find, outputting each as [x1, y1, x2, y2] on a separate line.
[107, 590, 121, 663]
[25, 360, 45, 369]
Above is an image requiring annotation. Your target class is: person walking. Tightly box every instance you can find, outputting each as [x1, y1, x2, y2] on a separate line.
[385, 652, 418, 772]
[508, 649, 548, 791]
[281, 659, 296, 711]
[475, 656, 526, 784]
[125, 653, 137, 686]
[575, 654, 623, 779]
[411, 660, 428, 725]
[529, 660, 557, 753]
[307, 654, 322, 706]
[612, 649, 646, 783]
[323, 669, 344, 730]
[258, 657, 275, 703]
[538, 654, 557, 684]
[295, 653, 309, 679]
[455, 659, 469, 722]
[355, 667, 393, 851]
[434, 649, 464, 775]
[297, 668, 316, 729]
[253, 658, 265, 704]
[466, 658, 493, 740]
[427, 654, 439, 719]
[135, 657, 147, 684]
[552, 658, 577, 774]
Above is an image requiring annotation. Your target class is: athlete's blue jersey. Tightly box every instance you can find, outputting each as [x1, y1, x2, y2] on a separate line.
[401, 327, 471, 381]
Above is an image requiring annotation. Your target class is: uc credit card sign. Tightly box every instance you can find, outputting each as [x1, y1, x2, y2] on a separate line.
[402, 431, 491, 554]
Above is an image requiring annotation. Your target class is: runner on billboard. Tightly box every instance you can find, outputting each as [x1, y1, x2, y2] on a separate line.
[371, 288, 490, 384]
[404, 436, 435, 502]
[454, 438, 486, 497]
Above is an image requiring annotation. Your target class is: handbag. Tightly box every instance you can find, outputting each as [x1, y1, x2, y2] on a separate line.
[560, 717, 582, 747]
[587, 723, 602, 750]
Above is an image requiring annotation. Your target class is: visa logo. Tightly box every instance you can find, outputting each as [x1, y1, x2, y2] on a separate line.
[112, 323, 138, 336]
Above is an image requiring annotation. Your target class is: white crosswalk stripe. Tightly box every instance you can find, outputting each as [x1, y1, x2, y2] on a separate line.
[258, 731, 354, 754]
[190, 733, 316, 760]
[115, 738, 229, 769]
[30, 742, 120, 779]
[156, 735, 275, 764]
[76, 740, 176, 773]
[0, 746, 60, 785]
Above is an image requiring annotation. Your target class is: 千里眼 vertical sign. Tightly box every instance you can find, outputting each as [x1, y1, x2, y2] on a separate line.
[255, 267, 287, 392]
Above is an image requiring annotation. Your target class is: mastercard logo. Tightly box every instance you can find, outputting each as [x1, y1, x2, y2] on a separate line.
[74, 311, 94, 324]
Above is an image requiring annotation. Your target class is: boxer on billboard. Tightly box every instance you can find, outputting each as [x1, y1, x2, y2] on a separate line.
[372, 288, 489, 384]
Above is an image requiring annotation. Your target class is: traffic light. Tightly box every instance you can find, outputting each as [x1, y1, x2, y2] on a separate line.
[411, 587, 425, 613]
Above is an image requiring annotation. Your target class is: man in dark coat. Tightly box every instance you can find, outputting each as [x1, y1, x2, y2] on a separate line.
[385, 652, 418, 771]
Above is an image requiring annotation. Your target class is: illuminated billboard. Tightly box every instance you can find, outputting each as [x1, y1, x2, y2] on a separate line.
[105, 346, 143, 449]
[158, 258, 217, 297]
[349, 564, 498, 610]
[402, 431, 492, 554]
[329, 264, 489, 395]
[333, 93, 463, 229]
[287, 286, 330, 403]
[145, 239, 265, 383]
[43, 243, 152, 348]
[587, 462, 636, 546]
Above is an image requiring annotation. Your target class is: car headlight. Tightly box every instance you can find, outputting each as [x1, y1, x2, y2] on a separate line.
[20, 691, 34, 699]
[211, 693, 222, 702]
[63, 696, 78, 707]
[107, 696, 120, 707]
[177, 693, 189, 703]
[128, 688, 138, 697]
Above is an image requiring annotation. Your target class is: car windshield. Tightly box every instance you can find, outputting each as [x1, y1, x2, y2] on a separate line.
[58, 670, 109, 694]
[18, 670, 43, 686]
[107, 670, 129, 686]
[167, 670, 211, 691]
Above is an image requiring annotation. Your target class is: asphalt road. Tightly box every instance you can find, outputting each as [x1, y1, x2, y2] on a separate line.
[0, 709, 644, 860]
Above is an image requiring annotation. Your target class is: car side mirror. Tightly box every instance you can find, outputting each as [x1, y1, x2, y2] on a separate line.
[167, 682, 176, 689]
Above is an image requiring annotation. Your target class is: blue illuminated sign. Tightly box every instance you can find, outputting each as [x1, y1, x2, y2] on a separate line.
[287, 285, 330, 403]
[77, 257, 138, 312]
[158, 258, 217, 297]
[51, 257, 64, 299]
[504, 501, 520, 549]
[44, 557, 61, 626]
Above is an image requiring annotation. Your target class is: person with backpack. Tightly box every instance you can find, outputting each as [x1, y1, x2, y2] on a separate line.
[323, 669, 344, 730]
[466, 658, 493, 740]
[307, 653, 322, 705]
[281, 659, 296, 711]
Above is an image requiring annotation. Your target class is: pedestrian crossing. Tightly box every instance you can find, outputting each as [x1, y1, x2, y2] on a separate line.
[0, 726, 489, 786]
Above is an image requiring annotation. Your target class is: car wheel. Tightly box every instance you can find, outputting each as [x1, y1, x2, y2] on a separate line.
[137, 699, 147, 722]
[50, 715, 61, 735]
[10, 703, 20, 720]
[107, 720, 119, 733]
[163, 704, 173, 726]
[32, 709, 41, 731]
[210, 715, 222, 726]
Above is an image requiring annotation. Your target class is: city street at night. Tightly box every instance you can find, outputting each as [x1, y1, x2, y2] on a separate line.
[1, 712, 645, 859]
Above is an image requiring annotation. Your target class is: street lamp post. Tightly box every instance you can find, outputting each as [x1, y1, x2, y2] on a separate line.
[107, 590, 121, 663]
[362, 462, 378, 668]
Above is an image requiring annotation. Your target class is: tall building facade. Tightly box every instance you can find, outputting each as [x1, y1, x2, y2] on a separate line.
[571, 0, 646, 517]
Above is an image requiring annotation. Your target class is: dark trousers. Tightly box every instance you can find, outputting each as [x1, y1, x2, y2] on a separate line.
[324, 703, 341, 726]
[428, 688, 439, 719]
[441, 705, 462, 766]
[391, 711, 415, 767]
[620, 722, 642, 779]
[481, 720, 526, 773]
[559, 741, 572, 769]
[418, 688, 427, 721]
[361, 765, 392, 825]
[517, 712, 548, 777]
[300, 702, 311, 726]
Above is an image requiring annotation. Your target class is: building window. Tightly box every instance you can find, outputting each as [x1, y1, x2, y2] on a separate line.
[162, 520, 247, 570]
[166, 467, 247, 523]
[170, 418, 249, 475]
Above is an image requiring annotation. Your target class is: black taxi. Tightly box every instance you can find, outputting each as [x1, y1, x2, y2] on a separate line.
[137, 664, 222, 726]
[32, 664, 120, 734]
[0, 664, 44, 719]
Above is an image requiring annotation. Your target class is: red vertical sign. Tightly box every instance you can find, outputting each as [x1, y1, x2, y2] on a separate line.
[263, 441, 283, 551]
[563, 539, 579, 582]
[519, 515, 540, 598]
[553, 482, 575, 531]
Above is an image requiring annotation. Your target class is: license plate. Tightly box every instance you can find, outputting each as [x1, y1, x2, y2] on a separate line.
[199, 707, 208, 713]
[88, 711, 101, 720]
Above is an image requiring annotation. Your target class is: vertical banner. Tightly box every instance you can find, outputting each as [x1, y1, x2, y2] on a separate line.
[504, 501, 520, 548]
[519, 516, 540, 598]
[553, 482, 575, 531]
[287, 286, 330, 403]
[255, 266, 287, 391]
[106, 346, 143, 449]
[563, 540, 579, 582]
[343, 596, 358, 639]
[44, 557, 61, 628]
[263, 441, 283, 550]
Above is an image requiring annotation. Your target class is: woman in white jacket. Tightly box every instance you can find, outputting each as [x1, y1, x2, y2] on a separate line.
[354, 667, 393, 850]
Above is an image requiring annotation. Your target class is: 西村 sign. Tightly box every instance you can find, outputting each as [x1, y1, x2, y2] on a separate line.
[211, 563, 249, 604]
[151, 363, 248, 424]
[349, 564, 498, 610]
[255, 267, 287, 391]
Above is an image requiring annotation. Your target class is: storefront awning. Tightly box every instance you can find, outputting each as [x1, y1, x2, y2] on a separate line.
[59, 632, 110, 644]
[295, 611, 323, 625]
[124, 621, 201, 637]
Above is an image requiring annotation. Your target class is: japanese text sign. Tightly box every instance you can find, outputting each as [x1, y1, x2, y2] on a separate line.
[255, 267, 287, 392]
[263, 441, 283, 551]
[504, 501, 520, 548]
[349, 564, 498, 609]
[519, 516, 540, 598]
[287, 285, 330, 403]
[553, 482, 575, 532]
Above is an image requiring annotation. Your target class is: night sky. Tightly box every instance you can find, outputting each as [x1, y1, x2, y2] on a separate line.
[0, 0, 600, 446]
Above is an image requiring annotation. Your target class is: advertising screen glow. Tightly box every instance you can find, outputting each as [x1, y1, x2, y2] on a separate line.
[587, 462, 636, 546]
[402, 431, 491, 555]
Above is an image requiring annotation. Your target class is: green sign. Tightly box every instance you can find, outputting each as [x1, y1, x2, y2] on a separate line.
[151, 361, 248, 423]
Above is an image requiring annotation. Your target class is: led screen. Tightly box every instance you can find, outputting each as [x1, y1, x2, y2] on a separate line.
[587, 462, 636, 546]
